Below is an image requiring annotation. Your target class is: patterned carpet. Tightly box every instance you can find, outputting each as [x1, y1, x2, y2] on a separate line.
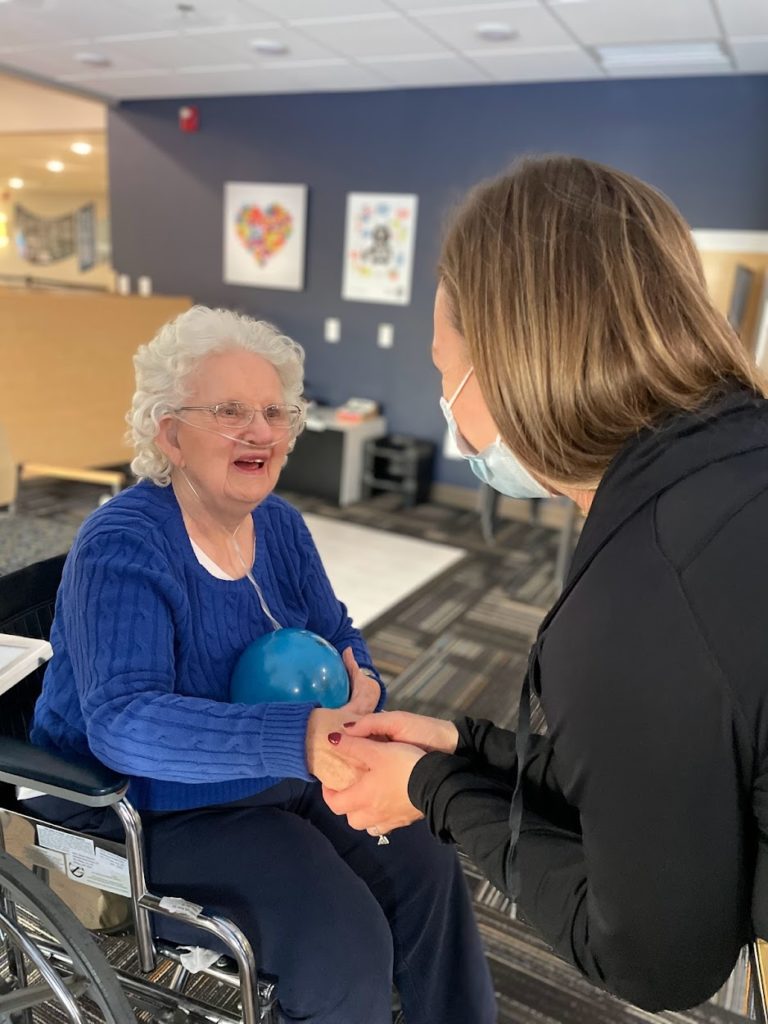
[0, 476, 752, 1022]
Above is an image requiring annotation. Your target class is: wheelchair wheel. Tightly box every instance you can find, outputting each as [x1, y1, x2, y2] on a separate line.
[0, 849, 136, 1023]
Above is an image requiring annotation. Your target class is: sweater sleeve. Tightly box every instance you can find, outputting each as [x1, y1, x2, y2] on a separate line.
[64, 528, 314, 784]
[292, 512, 386, 711]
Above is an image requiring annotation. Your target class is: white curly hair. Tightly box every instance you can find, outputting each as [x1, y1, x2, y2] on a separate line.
[127, 305, 307, 486]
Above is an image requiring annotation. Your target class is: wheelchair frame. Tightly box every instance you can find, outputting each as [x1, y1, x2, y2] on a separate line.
[0, 767, 278, 1023]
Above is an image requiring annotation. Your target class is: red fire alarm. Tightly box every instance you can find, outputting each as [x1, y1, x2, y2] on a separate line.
[179, 105, 200, 133]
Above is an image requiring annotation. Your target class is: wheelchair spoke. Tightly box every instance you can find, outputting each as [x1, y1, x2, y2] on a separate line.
[0, 975, 90, 1014]
[0, 850, 137, 1023]
[0, 847, 280, 1024]
[0, 905, 88, 1022]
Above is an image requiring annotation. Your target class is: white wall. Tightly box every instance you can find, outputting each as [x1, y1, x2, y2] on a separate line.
[0, 73, 105, 134]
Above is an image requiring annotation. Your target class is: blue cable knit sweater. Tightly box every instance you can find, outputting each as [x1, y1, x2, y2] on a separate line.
[31, 481, 384, 811]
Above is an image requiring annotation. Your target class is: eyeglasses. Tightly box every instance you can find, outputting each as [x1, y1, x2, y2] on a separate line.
[175, 401, 302, 432]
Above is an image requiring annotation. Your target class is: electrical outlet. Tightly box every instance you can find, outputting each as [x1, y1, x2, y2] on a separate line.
[324, 318, 341, 343]
[377, 323, 394, 349]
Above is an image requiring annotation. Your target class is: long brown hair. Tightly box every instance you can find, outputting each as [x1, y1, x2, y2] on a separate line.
[439, 155, 765, 486]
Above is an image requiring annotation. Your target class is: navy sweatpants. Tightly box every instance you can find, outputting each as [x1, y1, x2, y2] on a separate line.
[29, 781, 497, 1024]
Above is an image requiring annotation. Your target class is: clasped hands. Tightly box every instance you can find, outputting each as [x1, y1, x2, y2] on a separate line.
[306, 649, 459, 836]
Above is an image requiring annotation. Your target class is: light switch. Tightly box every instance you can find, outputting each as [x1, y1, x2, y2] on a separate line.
[377, 323, 394, 349]
[324, 317, 341, 343]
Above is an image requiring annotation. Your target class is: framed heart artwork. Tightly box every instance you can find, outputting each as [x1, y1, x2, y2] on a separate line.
[223, 182, 308, 290]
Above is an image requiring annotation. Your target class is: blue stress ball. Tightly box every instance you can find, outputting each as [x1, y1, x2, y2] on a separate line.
[231, 628, 350, 709]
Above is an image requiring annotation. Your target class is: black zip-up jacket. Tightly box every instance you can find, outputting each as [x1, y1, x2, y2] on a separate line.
[409, 387, 768, 1011]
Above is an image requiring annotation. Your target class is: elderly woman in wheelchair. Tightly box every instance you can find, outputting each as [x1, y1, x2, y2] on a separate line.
[13, 306, 496, 1024]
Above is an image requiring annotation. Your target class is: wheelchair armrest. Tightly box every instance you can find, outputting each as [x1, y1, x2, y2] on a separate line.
[0, 736, 129, 808]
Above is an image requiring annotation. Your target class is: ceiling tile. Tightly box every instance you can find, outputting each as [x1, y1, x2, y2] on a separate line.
[604, 62, 732, 78]
[90, 33, 235, 71]
[2, 38, 159, 82]
[730, 37, 768, 71]
[392, 0, 534, 9]
[59, 67, 169, 84]
[254, 0, 392, 16]
[361, 52, 490, 85]
[548, 0, 721, 46]
[260, 58, 388, 91]
[116, 0, 274, 33]
[93, 57, 387, 98]
[57, 72, 170, 100]
[0, 47, 99, 79]
[186, 24, 336, 62]
[716, 0, 768, 37]
[293, 12, 447, 57]
[0, 1, 144, 42]
[0, 7, 87, 48]
[467, 44, 602, 80]
[414, 3, 573, 50]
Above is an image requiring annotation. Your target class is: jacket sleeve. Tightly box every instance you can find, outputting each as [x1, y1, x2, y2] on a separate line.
[451, 717, 580, 826]
[454, 716, 516, 775]
[62, 529, 315, 784]
[292, 512, 386, 710]
[409, 734, 580, 872]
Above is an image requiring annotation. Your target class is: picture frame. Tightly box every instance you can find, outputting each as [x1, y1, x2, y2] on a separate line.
[223, 181, 307, 291]
[342, 192, 418, 306]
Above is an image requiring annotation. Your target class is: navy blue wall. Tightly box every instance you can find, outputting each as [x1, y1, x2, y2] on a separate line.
[108, 74, 768, 486]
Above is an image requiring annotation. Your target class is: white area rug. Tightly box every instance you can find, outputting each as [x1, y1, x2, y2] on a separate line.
[303, 514, 465, 629]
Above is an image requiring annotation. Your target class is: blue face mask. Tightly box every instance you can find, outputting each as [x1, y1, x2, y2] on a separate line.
[440, 367, 551, 500]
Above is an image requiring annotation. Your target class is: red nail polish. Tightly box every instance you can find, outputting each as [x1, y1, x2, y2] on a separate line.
[343, 722, 355, 728]
[328, 732, 341, 745]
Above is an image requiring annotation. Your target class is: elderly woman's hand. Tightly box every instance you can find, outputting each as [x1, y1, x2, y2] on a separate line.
[304, 650, 382, 789]
[306, 707, 368, 789]
[321, 731, 427, 835]
[342, 647, 381, 716]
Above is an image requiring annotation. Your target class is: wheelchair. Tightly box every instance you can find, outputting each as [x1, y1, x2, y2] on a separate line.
[0, 554, 278, 1023]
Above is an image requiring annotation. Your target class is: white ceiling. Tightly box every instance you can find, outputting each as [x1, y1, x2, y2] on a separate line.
[0, 0, 766, 101]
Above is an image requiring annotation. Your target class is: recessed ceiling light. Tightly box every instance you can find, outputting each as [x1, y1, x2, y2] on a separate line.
[70, 141, 92, 156]
[46, 160, 64, 173]
[475, 22, 517, 43]
[8, 177, 24, 189]
[597, 41, 728, 68]
[250, 38, 289, 56]
[75, 51, 112, 67]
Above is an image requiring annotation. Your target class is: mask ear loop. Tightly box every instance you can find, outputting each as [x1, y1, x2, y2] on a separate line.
[446, 366, 474, 409]
[179, 469, 283, 631]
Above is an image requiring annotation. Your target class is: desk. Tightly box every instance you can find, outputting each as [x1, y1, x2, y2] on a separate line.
[278, 411, 387, 506]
